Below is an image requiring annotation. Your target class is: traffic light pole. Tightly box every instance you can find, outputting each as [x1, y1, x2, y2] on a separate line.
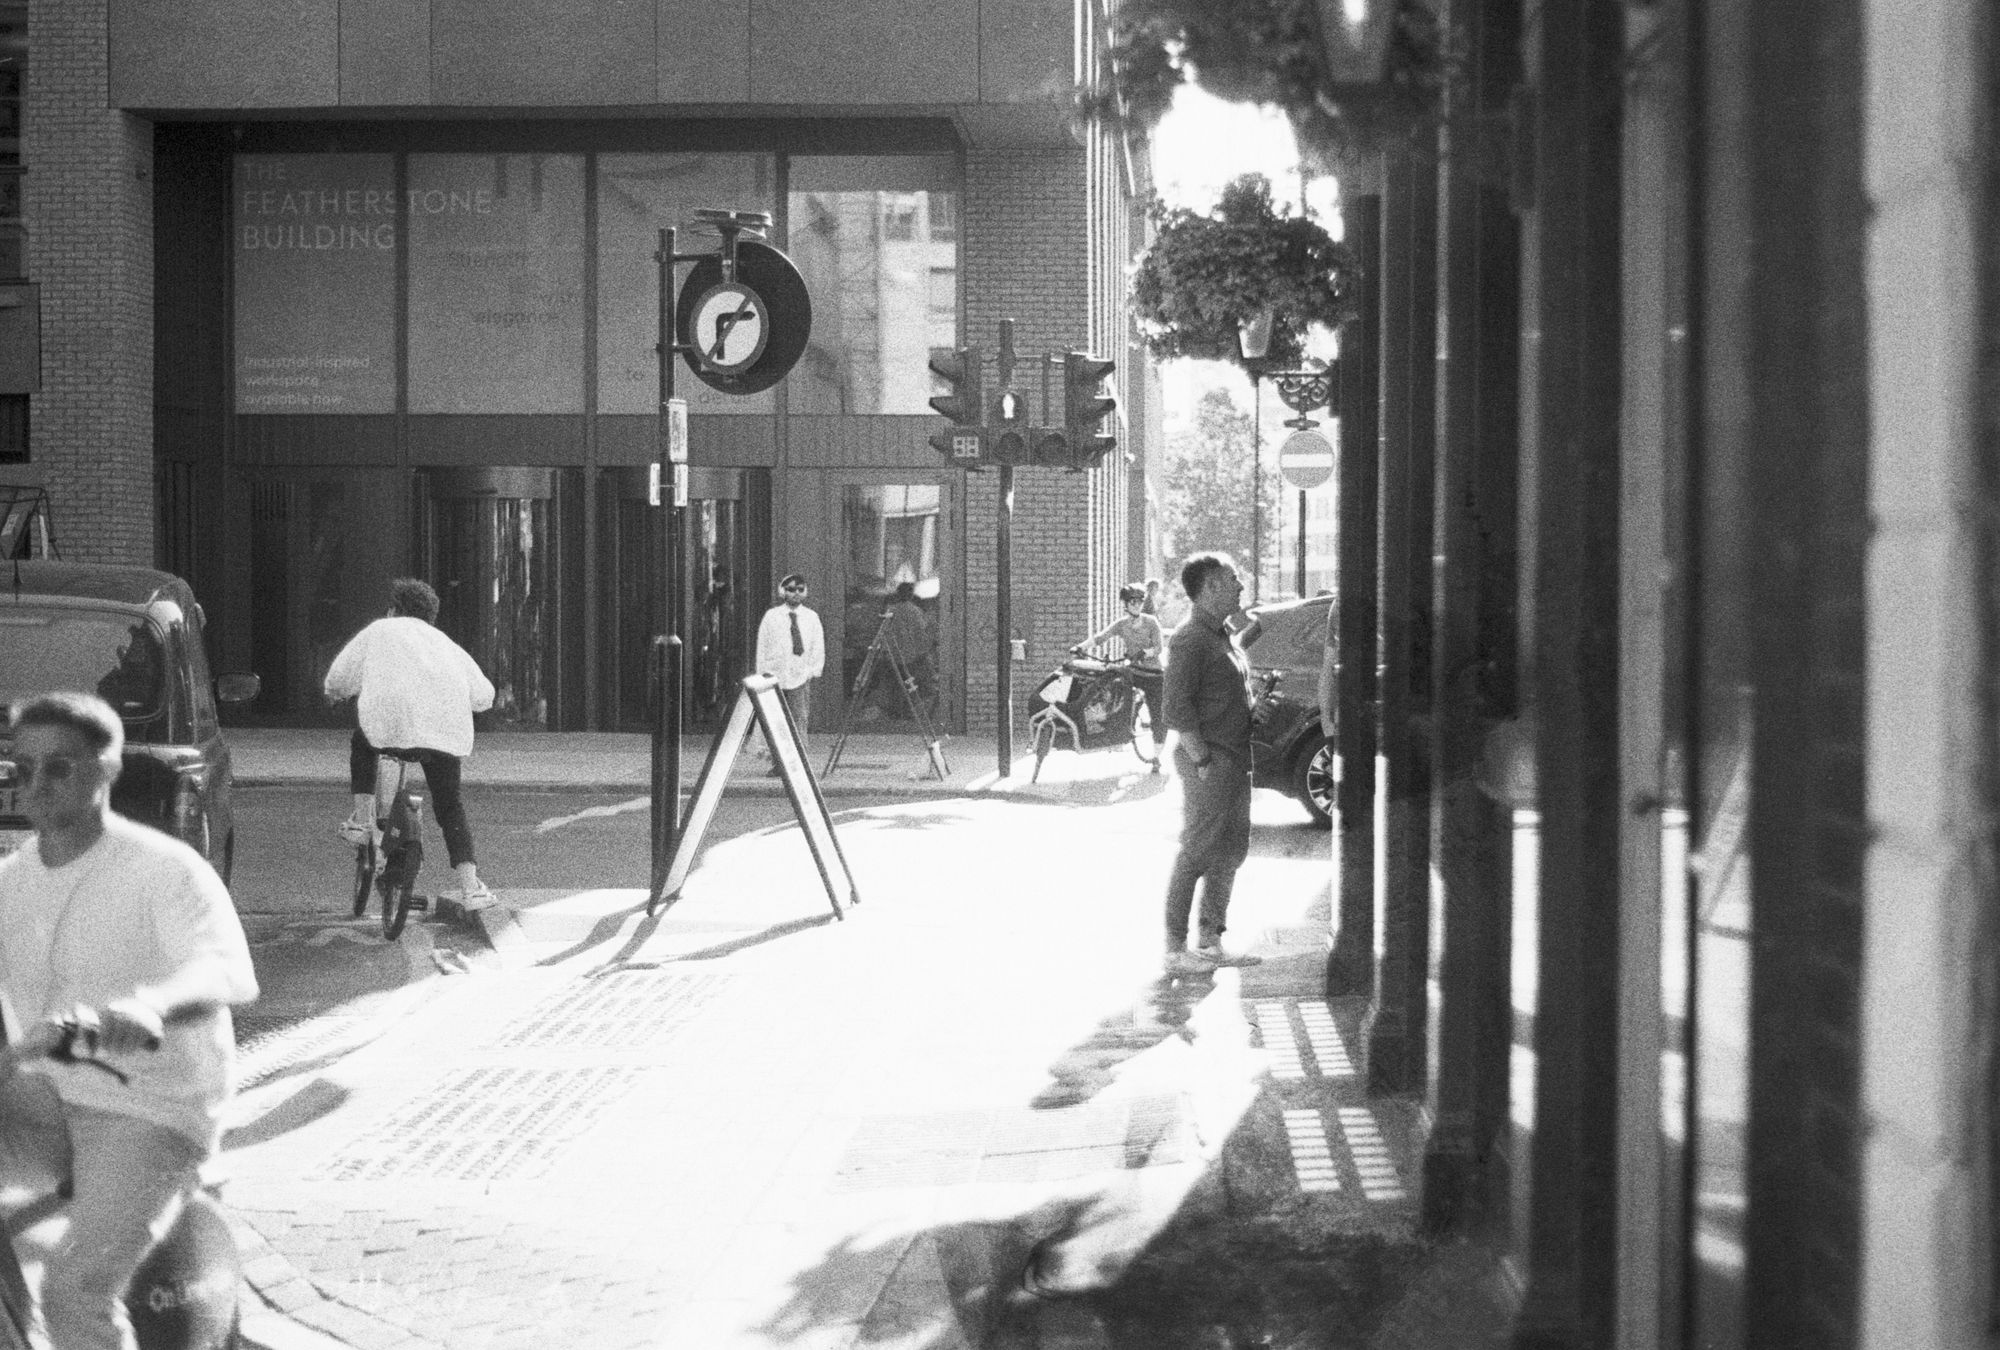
[652, 225, 685, 904]
[997, 464, 1014, 777]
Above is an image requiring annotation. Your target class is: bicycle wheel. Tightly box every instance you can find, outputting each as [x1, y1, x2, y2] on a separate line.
[351, 838, 377, 918]
[380, 874, 417, 941]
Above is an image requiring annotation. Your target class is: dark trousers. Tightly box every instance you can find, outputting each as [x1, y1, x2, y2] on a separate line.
[349, 729, 477, 868]
[1130, 669, 1168, 744]
[1164, 746, 1252, 947]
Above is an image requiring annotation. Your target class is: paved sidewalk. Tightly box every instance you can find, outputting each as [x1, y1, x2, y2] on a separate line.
[218, 738, 1496, 1349]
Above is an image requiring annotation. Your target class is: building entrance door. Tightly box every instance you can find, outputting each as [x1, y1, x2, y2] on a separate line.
[416, 468, 585, 731]
[599, 467, 766, 732]
[831, 479, 955, 732]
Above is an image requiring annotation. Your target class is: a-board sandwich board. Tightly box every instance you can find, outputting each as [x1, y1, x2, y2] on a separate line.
[650, 673, 858, 919]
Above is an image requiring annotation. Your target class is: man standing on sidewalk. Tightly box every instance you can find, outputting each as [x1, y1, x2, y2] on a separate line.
[1161, 553, 1263, 975]
[755, 573, 824, 769]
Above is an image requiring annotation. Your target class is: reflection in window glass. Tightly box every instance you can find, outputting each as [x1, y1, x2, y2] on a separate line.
[788, 157, 959, 415]
[597, 154, 776, 416]
[841, 484, 941, 724]
[0, 611, 164, 722]
[408, 154, 585, 414]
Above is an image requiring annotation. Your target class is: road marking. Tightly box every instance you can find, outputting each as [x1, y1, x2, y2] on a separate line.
[534, 796, 650, 835]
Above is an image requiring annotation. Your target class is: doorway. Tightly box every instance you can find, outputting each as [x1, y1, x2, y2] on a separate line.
[415, 467, 585, 731]
[598, 467, 767, 731]
[828, 479, 956, 734]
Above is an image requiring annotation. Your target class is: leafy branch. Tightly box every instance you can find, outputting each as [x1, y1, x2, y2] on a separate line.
[1079, 0, 1459, 170]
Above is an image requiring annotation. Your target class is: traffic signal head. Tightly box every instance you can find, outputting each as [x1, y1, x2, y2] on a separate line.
[1029, 427, 1070, 467]
[1062, 352, 1117, 471]
[928, 347, 982, 425]
[928, 346, 986, 465]
[989, 387, 1030, 466]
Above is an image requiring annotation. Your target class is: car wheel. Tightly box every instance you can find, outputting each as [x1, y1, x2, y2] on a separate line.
[1291, 733, 1335, 829]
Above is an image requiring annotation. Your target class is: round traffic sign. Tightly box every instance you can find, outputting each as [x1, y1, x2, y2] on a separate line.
[1278, 427, 1336, 490]
[687, 281, 770, 375]
[676, 240, 812, 395]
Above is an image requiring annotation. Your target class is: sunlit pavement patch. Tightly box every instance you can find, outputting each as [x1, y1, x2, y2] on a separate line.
[1337, 1106, 1411, 1203]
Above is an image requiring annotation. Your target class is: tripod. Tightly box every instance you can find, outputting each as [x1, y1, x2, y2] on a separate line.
[823, 610, 950, 780]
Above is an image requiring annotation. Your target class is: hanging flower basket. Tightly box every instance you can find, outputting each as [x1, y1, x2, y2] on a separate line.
[1129, 174, 1356, 371]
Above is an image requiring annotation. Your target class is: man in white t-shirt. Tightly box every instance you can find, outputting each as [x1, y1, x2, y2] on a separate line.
[323, 577, 498, 908]
[754, 573, 825, 768]
[0, 691, 259, 1350]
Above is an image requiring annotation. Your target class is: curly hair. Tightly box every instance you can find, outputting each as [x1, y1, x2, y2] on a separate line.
[390, 578, 441, 624]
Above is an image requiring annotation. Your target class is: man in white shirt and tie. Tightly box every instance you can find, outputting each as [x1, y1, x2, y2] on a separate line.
[754, 572, 825, 768]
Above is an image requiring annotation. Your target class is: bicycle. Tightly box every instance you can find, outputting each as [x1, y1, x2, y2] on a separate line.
[1024, 651, 1163, 782]
[349, 751, 430, 941]
[0, 1011, 241, 1350]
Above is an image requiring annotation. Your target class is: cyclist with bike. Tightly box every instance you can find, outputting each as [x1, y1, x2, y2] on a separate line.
[1074, 582, 1168, 759]
[324, 577, 498, 911]
[0, 691, 258, 1350]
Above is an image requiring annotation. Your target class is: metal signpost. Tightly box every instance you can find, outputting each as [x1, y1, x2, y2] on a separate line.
[1265, 365, 1340, 596]
[650, 210, 810, 907]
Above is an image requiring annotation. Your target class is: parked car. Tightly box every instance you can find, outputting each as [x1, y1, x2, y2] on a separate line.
[1238, 593, 1335, 827]
[0, 562, 259, 878]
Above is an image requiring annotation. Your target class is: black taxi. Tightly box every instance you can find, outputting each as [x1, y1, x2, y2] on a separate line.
[0, 562, 259, 880]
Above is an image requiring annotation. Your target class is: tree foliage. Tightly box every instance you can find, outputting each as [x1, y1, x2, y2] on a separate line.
[1083, 0, 1455, 171]
[1162, 387, 1286, 572]
[1131, 174, 1355, 370]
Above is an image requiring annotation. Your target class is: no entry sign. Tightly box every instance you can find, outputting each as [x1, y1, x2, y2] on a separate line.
[1278, 427, 1336, 490]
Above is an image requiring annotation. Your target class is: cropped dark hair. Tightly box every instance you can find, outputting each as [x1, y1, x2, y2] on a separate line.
[780, 572, 808, 590]
[10, 691, 124, 761]
[390, 577, 441, 624]
[1179, 552, 1236, 603]
[1118, 582, 1146, 605]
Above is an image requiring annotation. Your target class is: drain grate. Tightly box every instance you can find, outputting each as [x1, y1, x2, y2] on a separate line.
[310, 1064, 642, 1182]
[492, 969, 731, 1050]
[831, 1094, 1187, 1192]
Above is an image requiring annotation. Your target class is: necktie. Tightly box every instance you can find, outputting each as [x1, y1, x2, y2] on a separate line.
[790, 611, 804, 657]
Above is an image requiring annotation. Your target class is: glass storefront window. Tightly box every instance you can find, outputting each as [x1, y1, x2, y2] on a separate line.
[788, 156, 959, 415]
[408, 154, 586, 414]
[233, 154, 398, 414]
[598, 154, 776, 416]
[840, 484, 942, 724]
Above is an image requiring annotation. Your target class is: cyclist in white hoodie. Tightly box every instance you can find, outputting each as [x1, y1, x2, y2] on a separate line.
[324, 578, 497, 909]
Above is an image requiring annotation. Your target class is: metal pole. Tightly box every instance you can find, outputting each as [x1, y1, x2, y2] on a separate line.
[1250, 375, 1263, 602]
[651, 226, 684, 903]
[997, 463, 1014, 776]
[1297, 488, 1309, 597]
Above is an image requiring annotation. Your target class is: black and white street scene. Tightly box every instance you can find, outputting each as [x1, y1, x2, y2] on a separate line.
[0, 1, 1988, 1348]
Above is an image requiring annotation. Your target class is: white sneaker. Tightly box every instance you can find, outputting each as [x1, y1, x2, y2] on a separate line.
[1194, 943, 1262, 968]
[337, 816, 372, 846]
[1165, 948, 1220, 976]
[456, 884, 498, 913]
